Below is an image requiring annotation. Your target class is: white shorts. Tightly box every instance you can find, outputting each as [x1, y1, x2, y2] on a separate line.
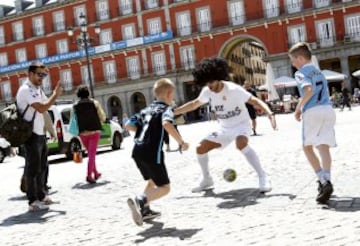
[302, 105, 336, 147]
[203, 124, 251, 149]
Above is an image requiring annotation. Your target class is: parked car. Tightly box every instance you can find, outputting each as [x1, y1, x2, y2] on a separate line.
[47, 103, 124, 159]
[0, 137, 11, 163]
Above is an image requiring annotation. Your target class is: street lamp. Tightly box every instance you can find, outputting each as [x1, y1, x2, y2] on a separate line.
[67, 13, 101, 98]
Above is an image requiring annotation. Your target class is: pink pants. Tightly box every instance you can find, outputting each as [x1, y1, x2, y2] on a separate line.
[80, 132, 100, 178]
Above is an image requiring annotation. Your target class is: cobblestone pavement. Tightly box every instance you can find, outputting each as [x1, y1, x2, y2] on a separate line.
[0, 106, 360, 246]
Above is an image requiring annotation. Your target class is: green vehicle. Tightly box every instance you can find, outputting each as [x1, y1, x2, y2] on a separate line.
[47, 104, 124, 159]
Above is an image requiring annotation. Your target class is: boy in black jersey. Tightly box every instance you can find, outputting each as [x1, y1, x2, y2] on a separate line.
[126, 78, 189, 226]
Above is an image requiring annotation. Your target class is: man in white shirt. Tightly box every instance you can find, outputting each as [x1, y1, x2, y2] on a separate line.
[175, 57, 276, 193]
[16, 61, 62, 211]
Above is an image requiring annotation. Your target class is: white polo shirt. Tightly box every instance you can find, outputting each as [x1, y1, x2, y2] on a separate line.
[16, 79, 47, 135]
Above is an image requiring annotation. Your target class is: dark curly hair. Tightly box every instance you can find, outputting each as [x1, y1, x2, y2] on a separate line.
[192, 57, 230, 86]
[76, 85, 90, 99]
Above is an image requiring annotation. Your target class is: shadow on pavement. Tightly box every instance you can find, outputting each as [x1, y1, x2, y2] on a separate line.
[135, 220, 202, 243]
[71, 180, 111, 190]
[324, 195, 360, 212]
[204, 188, 296, 209]
[9, 191, 58, 202]
[0, 209, 66, 227]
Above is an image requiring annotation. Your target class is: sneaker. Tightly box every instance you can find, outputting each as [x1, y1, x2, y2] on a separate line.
[127, 198, 143, 226]
[142, 207, 161, 221]
[191, 177, 214, 193]
[259, 175, 272, 193]
[29, 200, 49, 212]
[317, 180, 323, 193]
[41, 196, 59, 205]
[316, 181, 333, 204]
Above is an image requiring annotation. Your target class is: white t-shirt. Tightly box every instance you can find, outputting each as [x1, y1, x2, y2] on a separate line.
[16, 79, 48, 135]
[198, 81, 252, 128]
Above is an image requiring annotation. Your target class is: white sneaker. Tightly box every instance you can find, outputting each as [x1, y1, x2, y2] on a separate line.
[259, 175, 272, 193]
[28, 200, 49, 212]
[191, 177, 214, 193]
[127, 198, 143, 226]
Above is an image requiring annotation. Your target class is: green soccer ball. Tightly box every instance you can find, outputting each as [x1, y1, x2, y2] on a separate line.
[223, 169, 237, 182]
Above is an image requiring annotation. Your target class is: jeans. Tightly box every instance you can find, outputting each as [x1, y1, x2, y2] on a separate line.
[24, 133, 48, 205]
[79, 132, 100, 178]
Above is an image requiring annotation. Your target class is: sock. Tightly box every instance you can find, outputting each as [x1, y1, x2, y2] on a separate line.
[323, 169, 331, 182]
[241, 145, 265, 177]
[197, 153, 211, 179]
[315, 169, 327, 184]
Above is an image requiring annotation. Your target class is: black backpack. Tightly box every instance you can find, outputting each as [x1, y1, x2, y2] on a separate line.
[0, 103, 36, 147]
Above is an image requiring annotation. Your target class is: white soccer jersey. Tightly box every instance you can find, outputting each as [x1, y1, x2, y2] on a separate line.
[197, 81, 252, 128]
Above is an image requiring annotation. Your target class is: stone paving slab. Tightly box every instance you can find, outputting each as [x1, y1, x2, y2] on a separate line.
[0, 106, 360, 245]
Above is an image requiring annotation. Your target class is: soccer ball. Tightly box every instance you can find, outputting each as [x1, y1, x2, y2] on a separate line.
[223, 169, 237, 182]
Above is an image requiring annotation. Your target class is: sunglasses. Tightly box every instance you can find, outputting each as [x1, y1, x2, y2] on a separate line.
[34, 72, 48, 78]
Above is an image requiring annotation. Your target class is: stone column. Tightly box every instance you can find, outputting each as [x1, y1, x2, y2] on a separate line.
[340, 56, 351, 89]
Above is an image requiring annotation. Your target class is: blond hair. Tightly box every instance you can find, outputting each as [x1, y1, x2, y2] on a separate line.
[153, 78, 175, 97]
[288, 42, 312, 60]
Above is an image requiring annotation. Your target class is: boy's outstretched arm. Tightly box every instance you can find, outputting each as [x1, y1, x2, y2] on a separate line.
[163, 121, 189, 151]
[125, 114, 140, 132]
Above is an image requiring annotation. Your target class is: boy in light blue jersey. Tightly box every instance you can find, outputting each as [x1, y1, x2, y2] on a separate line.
[289, 42, 336, 204]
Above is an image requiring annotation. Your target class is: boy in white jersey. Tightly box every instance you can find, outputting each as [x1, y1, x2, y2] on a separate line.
[175, 57, 276, 193]
[289, 42, 336, 204]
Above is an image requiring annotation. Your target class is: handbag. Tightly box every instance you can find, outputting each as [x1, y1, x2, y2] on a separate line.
[68, 109, 79, 136]
[73, 150, 82, 163]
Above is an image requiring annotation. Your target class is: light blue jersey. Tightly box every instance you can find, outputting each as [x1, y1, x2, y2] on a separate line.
[294, 63, 331, 112]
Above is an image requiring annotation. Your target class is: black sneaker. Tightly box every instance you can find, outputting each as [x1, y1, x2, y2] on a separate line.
[317, 180, 323, 193]
[316, 181, 333, 204]
[142, 207, 161, 221]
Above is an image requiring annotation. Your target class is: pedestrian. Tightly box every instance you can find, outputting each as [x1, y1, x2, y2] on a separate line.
[289, 42, 336, 204]
[340, 81, 351, 111]
[16, 61, 63, 211]
[125, 78, 189, 226]
[174, 57, 276, 193]
[122, 113, 130, 137]
[73, 85, 106, 184]
[244, 80, 258, 135]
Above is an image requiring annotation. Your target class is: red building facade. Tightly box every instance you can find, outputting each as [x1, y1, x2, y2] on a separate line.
[0, 0, 359, 120]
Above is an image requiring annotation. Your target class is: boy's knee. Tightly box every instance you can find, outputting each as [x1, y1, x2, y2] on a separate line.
[161, 184, 170, 194]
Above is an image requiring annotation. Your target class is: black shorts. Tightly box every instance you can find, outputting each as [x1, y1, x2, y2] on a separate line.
[246, 105, 257, 120]
[133, 157, 170, 186]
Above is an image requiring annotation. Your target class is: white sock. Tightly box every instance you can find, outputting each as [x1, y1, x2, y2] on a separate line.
[241, 145, 266, 177]
[197, 153, 211, 179]
[315, 169, 325, 183]
[323, 169, 331, 182]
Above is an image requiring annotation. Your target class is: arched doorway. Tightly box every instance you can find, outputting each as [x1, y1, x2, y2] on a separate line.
[130, 92, 146, 114]
[107, 96, 122, 123]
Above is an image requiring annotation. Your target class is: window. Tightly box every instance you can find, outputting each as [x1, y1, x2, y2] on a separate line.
[264, 0, 279, 18]
[314, 0, 330, 8]
[16, 48, 27, 63]
[180, 46, 195, 71]
[60, 70, 73, 91]
[0, 26, 5, 46]
[119, 0, 133, 15]
[122, 24, 136, 40]
[35, 44, 47, 58]
[176, 11, 191, 36]
[33, 16, 45, 36]
[56, 39, 68, 54]
[1, 81, 12, 102]
[74, 5, 86, 26]
[286, 0, 302, 14]
[148, 18, 162, 35]
[42, 75, 52, 95]
[53, 11, 65, 32]
[126, 56, 140, 79]
[316, 20, 335, 47]
[146, 0, 158, 9]
[100, 29, 113, 44]
[81, 65, 94, 87]
[345, 15, 360, 41]
[0, 53, 8, 67]
[229, 0, 245, 26]
[12, 21, 24, 41]
[96, 0, 109, 21]
[103, 61, 117, 84]
[288, 25, 306, 46]
[197, 7, 211, 32]
[152, 52, 166, 75]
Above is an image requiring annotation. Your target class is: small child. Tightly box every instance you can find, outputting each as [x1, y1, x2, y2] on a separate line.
[126, 78, 189, 226]
[289, 42, 336, 204]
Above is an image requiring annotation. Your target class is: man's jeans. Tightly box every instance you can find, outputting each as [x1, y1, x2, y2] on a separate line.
[24, 133, 48, 205]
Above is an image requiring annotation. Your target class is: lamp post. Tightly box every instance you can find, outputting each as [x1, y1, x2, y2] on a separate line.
[67, 13, 100, 98]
